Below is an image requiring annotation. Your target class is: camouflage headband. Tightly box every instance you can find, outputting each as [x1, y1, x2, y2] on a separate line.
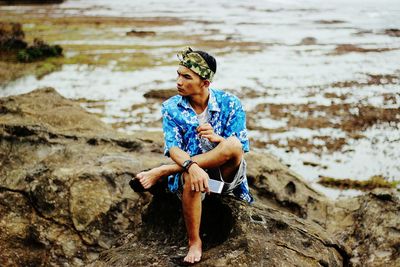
[177, 47, 215, 82]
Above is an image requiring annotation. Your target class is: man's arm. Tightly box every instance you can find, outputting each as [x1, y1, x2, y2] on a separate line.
[169, 147, 210, 193]
[162, 103, 184, 157]
[196, 97, 249, 152]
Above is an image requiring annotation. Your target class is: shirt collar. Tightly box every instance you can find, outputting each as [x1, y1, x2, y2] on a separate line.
[208, 88, 220, 112]
[177, 88, 220, 112]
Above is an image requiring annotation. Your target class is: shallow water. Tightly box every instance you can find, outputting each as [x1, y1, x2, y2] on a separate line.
[1, 0, 399, 198]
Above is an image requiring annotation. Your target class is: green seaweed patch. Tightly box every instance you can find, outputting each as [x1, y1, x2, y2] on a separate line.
[34, 59, 62, 79]
[74, 98, 112, 104]
[63, 52, 139, 70]
[318, 175, 399, 191]
[159, 31, 266, 55]
[17, 38, 62, 62]
[0, 12, 184, 28]
[60, 49, 175, 71]
[62, 53, 113, 66]
[0, 61, 32, 85]
[75, 98, 112, 111]
[0, 56, 63, 84]
[110, 120, 135, 130]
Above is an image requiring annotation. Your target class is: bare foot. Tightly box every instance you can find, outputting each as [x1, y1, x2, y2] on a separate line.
[183, 240, 202, 264]
[136, 167, 164, 189]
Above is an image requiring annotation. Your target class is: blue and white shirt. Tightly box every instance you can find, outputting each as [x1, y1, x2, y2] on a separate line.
[162, 88, 253, 203]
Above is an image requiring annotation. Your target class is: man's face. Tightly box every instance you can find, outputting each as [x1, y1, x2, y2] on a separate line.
[176, 66, 206, 97]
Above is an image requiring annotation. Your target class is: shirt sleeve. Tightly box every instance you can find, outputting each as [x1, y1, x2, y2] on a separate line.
[224, 97, 250, 152]
[162, 103, 184, 157]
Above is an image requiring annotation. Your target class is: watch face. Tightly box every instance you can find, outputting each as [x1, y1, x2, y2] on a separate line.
[183, 159, 192, 170]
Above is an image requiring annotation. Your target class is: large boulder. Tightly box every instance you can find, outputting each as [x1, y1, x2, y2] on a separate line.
[0, 88, 398, 266]
[0, 88, 163, 266]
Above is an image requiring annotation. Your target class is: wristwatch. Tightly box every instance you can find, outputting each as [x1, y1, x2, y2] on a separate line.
[182, 159, 196, 172]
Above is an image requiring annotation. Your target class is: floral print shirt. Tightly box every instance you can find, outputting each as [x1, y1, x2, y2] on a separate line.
[162, 88, 253, 203]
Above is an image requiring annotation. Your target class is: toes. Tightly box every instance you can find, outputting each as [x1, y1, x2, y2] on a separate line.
[138, 179, 147, 188]
[184, 255, 194, 264]
[183, 255, 190, 263]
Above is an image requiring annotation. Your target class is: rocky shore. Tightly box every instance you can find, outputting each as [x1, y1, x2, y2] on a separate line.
[1, 2, 399, 188]
[0, 88, 399, 266]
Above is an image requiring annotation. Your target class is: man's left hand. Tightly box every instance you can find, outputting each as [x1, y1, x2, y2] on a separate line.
[197, 123, 224, 143]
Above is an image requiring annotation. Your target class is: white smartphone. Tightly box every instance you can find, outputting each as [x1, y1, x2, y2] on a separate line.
[208, 178, 224, 194]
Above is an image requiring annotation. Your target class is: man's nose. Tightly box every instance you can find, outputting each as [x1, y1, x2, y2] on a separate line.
[177, 76, 183, 85]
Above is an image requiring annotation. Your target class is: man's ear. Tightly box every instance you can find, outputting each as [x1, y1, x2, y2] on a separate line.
[202, 80, 210, 88]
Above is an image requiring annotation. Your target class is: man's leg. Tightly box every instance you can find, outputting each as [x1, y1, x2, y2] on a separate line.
[181, 136, 243, 263]
[137, 136, 243, 188]
[182, 171, 202, 263]
[136, 137, 243, 263]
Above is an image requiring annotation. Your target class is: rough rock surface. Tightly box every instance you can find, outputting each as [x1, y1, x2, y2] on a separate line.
[0, 88, 398, 266]
[0, 88, 162, 266]
[326, 190, 400, 266]
[92, 193, 346, 267]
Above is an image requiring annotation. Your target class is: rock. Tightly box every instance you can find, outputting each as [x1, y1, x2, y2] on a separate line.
[332, 44, 392, 55]
[143, 89, 177, 100]
[0, 23, 64, 86]
[315, 20, 346, 24]
[0, 88, 398, 266]
[0, 0, 64, 4]
[93, 194, 347, 267]
[246, 151, 330, 227]
[126, 29, 156, 37]
[0, 190, 84, 266]
[0, 22, 27, 50]
[327, 190, 400, 266]
[0, 88, 162, 266]
[384, 28, 400, 37]
[0, 23, 62, 62]
[300, 37, 317, 45]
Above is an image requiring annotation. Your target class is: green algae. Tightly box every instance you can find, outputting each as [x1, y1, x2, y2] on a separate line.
[318, 175, 399, 191]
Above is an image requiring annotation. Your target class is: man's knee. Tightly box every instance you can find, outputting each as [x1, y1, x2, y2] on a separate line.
[219, 136, 243, 159]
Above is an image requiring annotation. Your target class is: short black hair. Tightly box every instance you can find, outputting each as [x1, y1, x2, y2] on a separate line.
[194, 50, 217, 74]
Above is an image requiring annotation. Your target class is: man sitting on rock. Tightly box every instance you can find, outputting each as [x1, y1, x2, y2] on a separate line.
[134, 47, 253, 265]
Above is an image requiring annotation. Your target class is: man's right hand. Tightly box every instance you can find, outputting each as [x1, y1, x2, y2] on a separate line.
[187, 163, 210, 193]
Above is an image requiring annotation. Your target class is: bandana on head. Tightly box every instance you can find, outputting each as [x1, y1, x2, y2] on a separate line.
[177, 46, 215, 82]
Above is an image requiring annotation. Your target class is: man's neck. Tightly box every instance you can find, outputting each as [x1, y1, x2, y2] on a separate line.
[188, 89, 210, 114]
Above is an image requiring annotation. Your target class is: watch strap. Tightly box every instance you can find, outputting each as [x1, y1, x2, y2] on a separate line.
[182, 159, 197, 172]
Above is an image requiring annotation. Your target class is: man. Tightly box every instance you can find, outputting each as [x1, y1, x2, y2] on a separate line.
[135, 47, 253, 264]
